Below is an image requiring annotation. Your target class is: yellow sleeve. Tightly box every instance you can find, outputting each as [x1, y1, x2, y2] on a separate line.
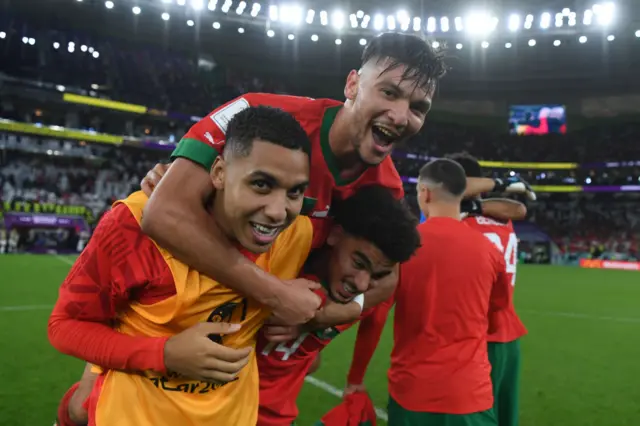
[257, 216, 313, 280]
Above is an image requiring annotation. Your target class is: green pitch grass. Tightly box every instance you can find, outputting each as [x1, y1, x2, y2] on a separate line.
[1, 255, 639, 425]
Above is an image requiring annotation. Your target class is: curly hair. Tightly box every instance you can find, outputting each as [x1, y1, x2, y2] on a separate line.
[224, 105, 311, 160]
[446, 152, 483, 178]
[361, 32, 450, 93]
[331, 185, 421, 263]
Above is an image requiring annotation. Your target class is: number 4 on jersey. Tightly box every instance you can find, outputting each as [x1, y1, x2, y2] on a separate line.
[484, 232, 518, 286]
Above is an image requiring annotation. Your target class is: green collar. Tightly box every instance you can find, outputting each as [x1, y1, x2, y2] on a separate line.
[320, 106, 363, 187]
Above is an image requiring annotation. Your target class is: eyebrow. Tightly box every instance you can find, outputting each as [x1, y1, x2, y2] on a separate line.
[354, 251, 373, 270]
[382, 81, 432, 112]
[250, 170, 309, 189]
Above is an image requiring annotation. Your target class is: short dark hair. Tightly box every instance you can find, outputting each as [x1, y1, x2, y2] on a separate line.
[418, 159, 467, 197]
[361, 32, 449, 92]
[224, 106, 311, 160]
[447, 152, 483, 178]
[331, 185, 420, 263]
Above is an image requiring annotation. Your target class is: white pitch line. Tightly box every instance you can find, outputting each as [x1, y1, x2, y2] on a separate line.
[0, 304, 52, 312]
[304, 375, 389, 422]
[54, 255, 76, 266]
[519, 309, 640, 324]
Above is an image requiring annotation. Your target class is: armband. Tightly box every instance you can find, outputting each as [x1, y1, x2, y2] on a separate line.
[353, 294, 365, 313]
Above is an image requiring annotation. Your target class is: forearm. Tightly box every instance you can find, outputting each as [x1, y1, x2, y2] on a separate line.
[306, 301, 362, 330]
[465, 177, 496, 198]
[48, 316, 167, 372]
[481, 198, 527, 221]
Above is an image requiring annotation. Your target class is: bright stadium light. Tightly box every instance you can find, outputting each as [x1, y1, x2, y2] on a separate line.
[288, 33, 295, 40]
[456, 43, 463, 49]
[250, 3, 260, 17]
[553, 39, 561, 46]
[555, 13, 563, 27]
[505, 42, 512, 48]
[311, 34, 318, 41]
[359, 38, 367, 46]
[426, 16, 436, 32]
[221, 0, 231, 13]
[306, 9, 315, 24]
[187, 19, 194, 26]
[162, 12, 170, 20]
[53, 41, 59, 49]
[105, 1, 114, 9]
[454, 16, 463, 31]
[28, 37, 35, 45]
[238, 27, 244, 33]
[481, 41, 489, 48]
[579, 35, 587, 43]
[93, 51, 100, 58]
[583, 9, 593, 25]
[21, 36, 28, 44]
[361, 15, 370, 28]
[68, 44, 75, 52]
[568, 12, 577, 26]
[540, 12, 551, 29]
[432, 41, 440, 48]
[281, 5, 303, 25]
[387, 15, 396, 30]
[235, 1, 246, 15]
[81, 44, 88, 52]
[373, 14, 384, 30]
[356, 10, 364, 19]
[466, 12, 497, 35]
[607, 34, 615, 41]
[56, 85, 66, 92]
[0, 31, 5, 39]
[413, 17, 421, 31]
[331, 11, 345, 29]
[132, 6, 141, 14]
[335, 38, 342, 45]
[524, 14, 533, 29]
[528, 39, 536, 46]
[208, 0, 217, 11]
[213, 21, 220, 29]
[595, 2, 615, 26]
[636, 30, 640, 38]
[350, 14, 358, 28]
[191, 0, 203, 10]
[441, 17, 450, 32]
[397, 10, 410, 31]
[266, 29, 274, 37]
[269, 5, 278, 21]
[320, 10, 328, 26]
[508, 14, 520, 31]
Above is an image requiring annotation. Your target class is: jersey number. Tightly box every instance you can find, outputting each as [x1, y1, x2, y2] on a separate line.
[260, 333, 309, 361]
[484, 232, 518, 286]
[206, 298, 248, 344]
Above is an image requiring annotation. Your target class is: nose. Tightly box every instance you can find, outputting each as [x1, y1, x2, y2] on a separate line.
[262, 191, 288, 224]
[354, 270, 371, 293]
[387, 102, 410, 129]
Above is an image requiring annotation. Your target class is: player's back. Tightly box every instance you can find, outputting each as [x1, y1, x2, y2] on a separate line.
[463, 215, 527, 342]
[390, 217, 505, 414]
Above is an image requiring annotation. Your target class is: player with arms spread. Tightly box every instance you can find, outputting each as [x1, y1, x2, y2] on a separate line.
[257, 185, 421, 426]
[449, 153, 528, 426]
[388, 159, 511, 426]
[49, 107, 315, 426]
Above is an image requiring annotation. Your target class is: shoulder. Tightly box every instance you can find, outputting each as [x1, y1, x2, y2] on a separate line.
[274, 216, 314, 249]
[244, 93, 325, 113]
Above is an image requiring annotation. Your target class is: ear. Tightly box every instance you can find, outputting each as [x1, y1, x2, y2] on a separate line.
[344, 69, 360, 101]
[210, 157, 225, 191]
[326, 225, 344, 247]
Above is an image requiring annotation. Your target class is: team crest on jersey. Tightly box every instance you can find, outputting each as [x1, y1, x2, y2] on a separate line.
[210, 98, 250, 133]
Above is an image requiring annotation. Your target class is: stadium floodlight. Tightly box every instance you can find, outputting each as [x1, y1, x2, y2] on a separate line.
[0, 31, 5, 39]
[505, 42, 512, 48]
[413, 17, 421, 31]
[524, 14, 533, 29]
[335, 38, 342, 45]
[187, 19, 195, 26]
[21, 36, 28, 44]
[269, 5, 278, 20]
[93, 51, 100, 58]
[29, 37, 35, 45]
[356, 10, 364, 19]
[162, 12, 170, 20]
[583, 10, 593, 25]
[562, 8, 570, 15]
[579, 35, 587, 43]
[53, 41, 59, 48]
[132, 6, 141, 14]
[177, 0, 186, 5]
[466, 12, 498, 35]
[397, 10, 410, 31]
[508, 14, 520, 31]
[221, 0, 232, 13]
[553, 39, 561, 46]
[81, 44, 88, 52]
[456, 43, 463, 49]
[250, 3, 260, 17]
[235, 1, 246, 15]
[266, 29, 274, 37]
[212, 21, 220, 29]
[607, 34, 615, 41]
[387, 15, 396, 30]
[320, 10, 328, 26]
[105, 1, 114, 9]
[595, 2, 615, 26]
[350, 14, 358, 28]
[481, 41, 489, 48]
[441, 17, 450, 32]
[311, 34, 318, 41]
[191, 0, 203, 11]
[68, 45, 75, 52]
[56, 85, 66, 92]
[585, 177, 592, 184]
[288, 33, 295, 40]
[373, 14, 384, 30]
[359, 38, 367, 46]
[89, 46, 94, 52]
[426, 16, 436, 32]
[238, 27, 244, 33]
[636, 30, 640, 37]
[555, 13, 563, 27]
[91, 84, 99, 90]
[331, 11, 345, 29]
[306, 9, 315, 24]
[280, 5, 303, 25]
[454, 16, 463, 31]
[528, 39, 536, 46]
[432, 41, 440, 48]
[540, 12, 551, 29]
[361, 15, 370, 28]
[208, 0, 217, 11]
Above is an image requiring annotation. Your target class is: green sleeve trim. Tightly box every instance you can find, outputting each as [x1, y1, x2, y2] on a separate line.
[170, 137, 219, 170]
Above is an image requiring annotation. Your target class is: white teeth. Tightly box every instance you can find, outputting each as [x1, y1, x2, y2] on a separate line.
[373, 125, 396, 138]
[253, 224, 278, 236]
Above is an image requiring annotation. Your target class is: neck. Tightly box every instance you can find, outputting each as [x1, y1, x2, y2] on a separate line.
[210, 193, 235, 242]
[422, 202, 461, 221]
[304, 248, 331, 282]
[328, 108, 366, 177]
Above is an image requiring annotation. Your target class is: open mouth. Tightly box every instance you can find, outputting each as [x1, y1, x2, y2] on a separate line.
[250, 222, 281, 245]
[371, 124, 399, 151]
[336, 281, 360, 301]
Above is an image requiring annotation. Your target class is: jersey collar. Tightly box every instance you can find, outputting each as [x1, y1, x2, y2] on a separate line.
[320, 106, 364, 187]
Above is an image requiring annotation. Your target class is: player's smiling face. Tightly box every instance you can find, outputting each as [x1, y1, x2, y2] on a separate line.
[325, 228, 395, 303]
[344, 58, 435, 166]
[210, 139, 309, 254]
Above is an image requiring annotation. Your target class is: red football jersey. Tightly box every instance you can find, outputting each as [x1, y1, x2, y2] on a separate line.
[389, 217, 511, 415]
[256, 279, 366, 426]
[463, 215, 527, 343]
[171, 93, 404, 248]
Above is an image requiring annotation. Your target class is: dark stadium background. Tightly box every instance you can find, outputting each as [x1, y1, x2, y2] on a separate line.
[1, 0, 640, 424]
